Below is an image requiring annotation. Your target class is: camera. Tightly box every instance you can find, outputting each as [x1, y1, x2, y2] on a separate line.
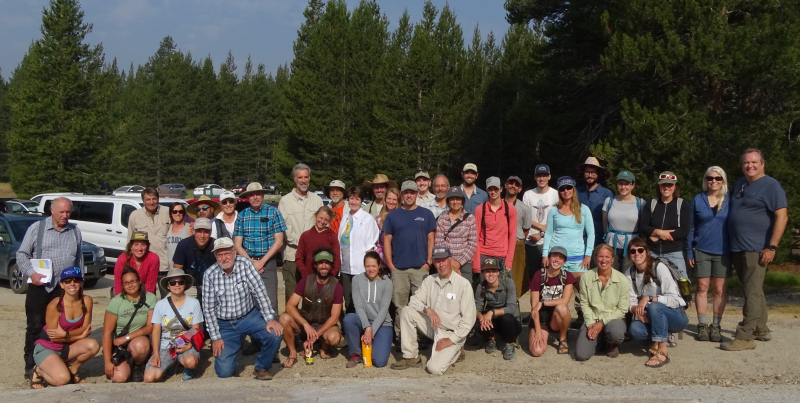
[110, 345, 132, 366]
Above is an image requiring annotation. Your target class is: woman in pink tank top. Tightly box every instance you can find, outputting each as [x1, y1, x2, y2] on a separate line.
[30, 267, 99, 389]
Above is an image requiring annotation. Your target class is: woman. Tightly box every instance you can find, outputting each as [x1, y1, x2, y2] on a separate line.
[687, 166, 731, 342]
[639, 171, 690, 279]
[114, 231, 160, 295]
[144, 269, 204, 383]
[297, 206, 341, 278]
[528, 246, 576, 357]
[103, 267, 157, 383]
[29, 267, 99, 388]
[165, 202, 192, 297]
[343, 251, 393, 368]
[602, 170, 645, 271]
[575, 244, 629, 361]
[625, 238, 688, 368]
[375, 187, 400, 262]
[338, 186, 380, 314]
[212, 191, 238, 239]
[475, 258, 521, 360]
[434, 186, 477, 288]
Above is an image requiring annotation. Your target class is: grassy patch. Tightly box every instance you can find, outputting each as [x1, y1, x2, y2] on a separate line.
[0, 183, 16, 198]
[725, 272, 800, 292]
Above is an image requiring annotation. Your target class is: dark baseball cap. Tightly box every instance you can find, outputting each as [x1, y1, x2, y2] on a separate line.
[535, 164, 551, 175]
[432, 247, 451, 259]
[506, 176, 522, 186]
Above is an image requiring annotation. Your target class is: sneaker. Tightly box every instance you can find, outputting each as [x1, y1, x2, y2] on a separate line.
[391, 357, 422, 370]
[754, 330, 772, 341]
[606, 343, 619, 358]
[502, 344, 516, 361]
[696, 323, 710, 341]
[720, 338, 756, 351]
[709, 324, 722, 342]
[484, 339, 497, 354]
[181, 368, 194, 382]
[667, 333, 677, 347]
[346, 354, 361, 368]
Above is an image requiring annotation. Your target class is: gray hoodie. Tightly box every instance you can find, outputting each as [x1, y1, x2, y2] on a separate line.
[352, 273, 393, 329]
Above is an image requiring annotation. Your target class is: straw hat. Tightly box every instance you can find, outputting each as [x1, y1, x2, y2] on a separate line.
[186, 195, 221, 219]
[575, 156, 609, 179]
[363, 174, 398, 190]
[239, 182, 269, 199]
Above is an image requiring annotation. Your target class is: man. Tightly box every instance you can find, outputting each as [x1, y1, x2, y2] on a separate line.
[363, 174, 398, 218]
[187, 195, 221, 221]
[383, 181, 436, 337]
[323, 180, 347, 234]
[420, 174, 450, 218]
[279, 163, 323, 303]
[459, 163, 488, 214]
[522, 164, 559, 302]
[173, 217, 217, 306]
[575, 157, 613, 246]
[504, 176, 532, 297]
[473, 177, 517, 279]
[202, 238, 283, 380]
[391, 247, 476, 375]
[212, 191, 238, 239]
[721, 148, 788, 351]
[279, 249, 344, 367]
[17, 197, 83, 379]
[415, 170, 435, 205]
[127, 187, 171, 289]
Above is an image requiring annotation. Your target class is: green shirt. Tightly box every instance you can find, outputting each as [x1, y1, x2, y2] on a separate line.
[579, 269, 629, 325]
[106, 292, 157, 335]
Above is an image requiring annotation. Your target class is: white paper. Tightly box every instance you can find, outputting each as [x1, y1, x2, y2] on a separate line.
[27, 259, 53, 283]
[446, 292, 456, 300]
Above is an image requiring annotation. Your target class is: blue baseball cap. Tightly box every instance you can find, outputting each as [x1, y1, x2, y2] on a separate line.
[556, 176, 576, 189]
[535, 164, 550, 175]
[60, 266, 83, 282]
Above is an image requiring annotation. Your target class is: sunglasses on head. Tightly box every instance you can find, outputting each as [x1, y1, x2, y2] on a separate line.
[706, 176, 723, 182]
[171, 209, 184, 214]
[196, 206, 211, 212]
[168, 280, 186, 286]
[659, 174, 677, 180]
[61, 278, 83, 284]
[221, 199, 235, 205]
[628, 247, 646, 255]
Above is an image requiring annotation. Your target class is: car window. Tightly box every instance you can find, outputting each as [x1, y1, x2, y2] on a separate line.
[115, 186, 130, 192]
[7, 202, 23, 213]
[0, 221, 11, 243]
[79, 201, 113, 224]
[121, 204, 137, 228]
[9, 220, 39, 241]
[132, 186, 145, 191]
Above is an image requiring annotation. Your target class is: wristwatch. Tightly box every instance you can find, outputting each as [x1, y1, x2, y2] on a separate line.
[648, 296, 654, 303]
[769, 244, 777, 251]
[491, 308, 496, 316]
[126, 335, 130, 341]
[540, 231, 545, 237]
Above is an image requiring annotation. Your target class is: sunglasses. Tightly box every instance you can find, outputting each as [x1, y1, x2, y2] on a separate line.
[168, 280, 186, 286]
[628, 247, 646, 255]
[221, 200, 235, 205]
[706, 176, 723, 182]
[559, 186, 574, 191]
[61, 278, 83, 284]
[659, 174, 677, 180]
[171, 210, 185, 215]
[196, 206, 211, 212]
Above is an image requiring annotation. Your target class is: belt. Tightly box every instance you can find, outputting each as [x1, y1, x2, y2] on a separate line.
[221, 308, 254, 322]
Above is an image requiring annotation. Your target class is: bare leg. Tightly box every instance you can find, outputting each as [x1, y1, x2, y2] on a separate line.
[551, 304, 571, 341]
[128, 336, 151, 365]
[36, 354, 72, 386]
[320, 327, 342, 359]
[529, 327, 550, 357]
[279, 314, 300, 367]
[695, 277, 710, 317]
[712, 277, 728, 316]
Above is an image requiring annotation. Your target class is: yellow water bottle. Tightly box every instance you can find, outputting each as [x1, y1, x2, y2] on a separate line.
[361, 342, 373, 367]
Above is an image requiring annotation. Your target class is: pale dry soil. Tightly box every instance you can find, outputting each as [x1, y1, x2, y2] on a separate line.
[0, 273, 798, 402]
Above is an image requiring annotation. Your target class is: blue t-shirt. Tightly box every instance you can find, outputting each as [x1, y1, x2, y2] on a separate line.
[173, 237, 217, 284]
[728, 175, 787, 252]
[382, 207, 436, 268]
[577, 183, 614, 246]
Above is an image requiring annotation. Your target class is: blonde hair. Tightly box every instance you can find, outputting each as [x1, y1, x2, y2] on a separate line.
[593, 244, 615, 266]
[702, 166, 728, 205]
[557, 191, 582, 224]
[378, 187, 401, 222]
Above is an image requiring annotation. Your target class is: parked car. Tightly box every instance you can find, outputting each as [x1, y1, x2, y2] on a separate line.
[0, 199, 40, 214]
[193, 184, 225, 198]
[231, 181, 251, 195]
[0, 213, 107, 294]
[30, 192, 83, 206]
[266, 181, 280, 195]
[113, 185, 145, 197]
[158, 183, 187, 199]
[313, 191, 332, 206]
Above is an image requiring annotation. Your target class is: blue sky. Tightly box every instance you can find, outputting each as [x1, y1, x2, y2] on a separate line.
[0, 0, 509, 79]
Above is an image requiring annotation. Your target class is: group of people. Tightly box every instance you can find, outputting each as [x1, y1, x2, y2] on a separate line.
[18, 148, 788, 386]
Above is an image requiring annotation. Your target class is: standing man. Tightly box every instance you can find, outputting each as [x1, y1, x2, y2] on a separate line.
[128, 187, 171, 288]
[522, 164, 559, 299]
[383, 181, 436, 337]
[18, 197, 83, 380]
[460, 163, 488, 214]
[173, 217, 217, 306]
[415, 170, 435, 206]
[363, 174, 398, 218]
[421, 174, 450, 218]
[202, 238, 283, 380]
[323, 180, 347, 234]
[473, 177, 517, 278]
[504, 176, 532, 297]
[575, 157, 614, 246]
[721, 149, 788, 351]
[279, 163, 323, 303]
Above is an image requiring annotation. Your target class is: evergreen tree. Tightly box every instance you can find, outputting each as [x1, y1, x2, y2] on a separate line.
[0, 70, 10, 181]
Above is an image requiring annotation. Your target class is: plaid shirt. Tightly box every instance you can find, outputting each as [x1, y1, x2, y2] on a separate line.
[17, 219, 83, 293]
[233, 204, 287, 257]
[202, 256, 277, 341]
[434, 210, 477, 266]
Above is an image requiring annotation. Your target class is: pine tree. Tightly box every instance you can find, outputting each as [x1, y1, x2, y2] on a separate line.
[0, 70, 10, 181]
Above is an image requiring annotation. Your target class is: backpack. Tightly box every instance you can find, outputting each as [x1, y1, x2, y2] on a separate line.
[650, 198, 684, 227]
[539, 268, 568, 302]
[604, 196, 642, 255]
[630, 257, 692, 308]
[481, 201, 510, 245]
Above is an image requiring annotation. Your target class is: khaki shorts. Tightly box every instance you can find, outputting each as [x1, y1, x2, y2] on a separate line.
[695, 250, 732, 278]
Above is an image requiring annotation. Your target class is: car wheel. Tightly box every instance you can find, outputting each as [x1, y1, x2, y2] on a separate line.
[10, 264, 29, 294]
[83, 278, 99, 288]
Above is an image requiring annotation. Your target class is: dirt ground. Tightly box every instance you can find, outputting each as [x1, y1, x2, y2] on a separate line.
[1, 272, 799, 400]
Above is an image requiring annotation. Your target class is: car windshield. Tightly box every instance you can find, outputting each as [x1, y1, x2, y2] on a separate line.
[10, 220, 40, 241]
[115, 186, 131, 192]
[236, 182, 249, 187]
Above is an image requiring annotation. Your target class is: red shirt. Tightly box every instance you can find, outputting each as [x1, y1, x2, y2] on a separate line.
[113, 252, 160, 295]
[473, 200, 518, 271]
[296, 227, 341, 278]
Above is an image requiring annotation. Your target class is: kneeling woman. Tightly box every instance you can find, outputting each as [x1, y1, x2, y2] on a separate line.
[529, 246, 577, 357]
[343, 251, 393, 368]
[30, 267, 99, 388]
[144, 269, 205, 383]
[625, 238, 688, 368]
[103, 267, 157, 383]
[475, 258, 522, 360]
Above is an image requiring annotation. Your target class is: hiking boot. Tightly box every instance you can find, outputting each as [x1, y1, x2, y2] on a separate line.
[708, 324, 722, 342]
[606, 343, 620, 358]
[754, 330, 772, 341]
[457, 347, 466, 363]
[346, 354, 361, 368]
[254, 369, 273, 380]
[696, 323, 710, 341]
[502, 344, 516, 361]
[391, 357, 422, 370]
[484, 339, 497, 354]
[720, 338, 756, 351]
[667, 333, 677, 347]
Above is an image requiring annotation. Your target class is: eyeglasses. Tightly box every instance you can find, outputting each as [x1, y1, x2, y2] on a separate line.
[61, 278, 83, 284]
[221, 200, 235, 205]
[628, 247, 646, 255]
[584, 171, 598, 177]
[123, 280, 140, 287]
[196, 206, 211, 212]
[706, 176, 723, 182]
[559, 186, 574, 191]
[168, 280, 186, 286]
[171, 210, 185, 215]
[659, 174, 677, 180]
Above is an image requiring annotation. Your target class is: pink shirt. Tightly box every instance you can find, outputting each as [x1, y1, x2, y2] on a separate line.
[113, 252, 160, 295]
[473, 201, 518, 271]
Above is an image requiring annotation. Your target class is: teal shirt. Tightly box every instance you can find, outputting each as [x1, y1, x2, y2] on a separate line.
[542, 204, 594, 259]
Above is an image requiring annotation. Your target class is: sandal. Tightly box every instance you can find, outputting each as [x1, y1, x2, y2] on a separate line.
[70, 371, 85, 384]
[281, 356, 298, 368]
[557, 339, 569, 355]
[647, 343, 658, 357]
[29, 367, 48, 389]
[645, 351, 670, 368]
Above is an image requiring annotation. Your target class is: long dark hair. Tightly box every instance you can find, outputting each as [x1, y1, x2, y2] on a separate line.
[57, 278, 87, 314]
[121, 265, 147, 298]
[169, 202, 186, 224]
[364, 250, 390, 279]
[628, 238, 656, 286]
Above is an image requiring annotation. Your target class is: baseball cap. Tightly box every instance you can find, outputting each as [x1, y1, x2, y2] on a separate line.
[657, 171, 678, 184]
[432, 247, 451, 259]
[131, 231, 149, 242]
[212, 237, 235, 252]
[414, 170, 430, 180]
[556, 176, 576, 189]
[60, 266, 83, 282]
[220, 190, 236, 202]
[445, 186, 464, 200]
[481, 258, 500, 271]
[549, 246, 568, 258]
[535, 164, 551, 175]
[506, 176, 522, 186]
[616, 170, 636, 182]
[194, 217, 212, 230]
[486, 176, 501, 190]
[462, 163, 478, 173]
[314, 250, 334, 263]
[401, 181, 418, 192]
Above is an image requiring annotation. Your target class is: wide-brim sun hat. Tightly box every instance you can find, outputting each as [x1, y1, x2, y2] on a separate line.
[158, 268, 194, 291]
[323, 180, 347, 198]
[239, 182, 269, 199]
[186, 195, 222, 219]
[363, 174, 398, 190]
[576, 156, 609, 179]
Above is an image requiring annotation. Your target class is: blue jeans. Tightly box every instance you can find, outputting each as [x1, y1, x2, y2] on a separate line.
[215, 309, 282, 377]
[342, 313, 393, 368]
[652, 251, 687, 279]
[628, 302, 689, 343]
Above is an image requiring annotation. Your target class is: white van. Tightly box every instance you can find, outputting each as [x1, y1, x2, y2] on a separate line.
[38, 195, 187, 266]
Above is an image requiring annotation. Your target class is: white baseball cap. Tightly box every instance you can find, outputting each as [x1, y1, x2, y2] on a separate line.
[212, 237, 235, 252]
[220, 191, 236, 202]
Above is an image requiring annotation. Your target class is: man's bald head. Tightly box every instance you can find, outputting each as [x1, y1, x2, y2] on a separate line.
[51, 197, 73, 228]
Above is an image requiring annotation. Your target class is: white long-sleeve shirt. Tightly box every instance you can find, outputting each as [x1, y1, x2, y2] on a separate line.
[408, 273, 476, 344]
[625, 262, 686, 310]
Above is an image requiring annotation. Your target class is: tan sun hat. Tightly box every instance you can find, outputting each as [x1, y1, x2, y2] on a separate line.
[323, 180, 347, 198]
[186, 195, 221, 219]
[576, 156, 609, 179]
[238, 182, 268, 199]
[363, 174, 398, 190]
[158, 268, 194, 291]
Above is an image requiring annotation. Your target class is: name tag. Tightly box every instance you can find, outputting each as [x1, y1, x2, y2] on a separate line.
[446, 293, 456, 300]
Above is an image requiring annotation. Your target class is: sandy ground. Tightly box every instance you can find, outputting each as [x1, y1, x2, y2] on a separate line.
[1, 272, 799, 401]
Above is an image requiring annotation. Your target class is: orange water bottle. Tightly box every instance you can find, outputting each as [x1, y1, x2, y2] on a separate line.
[361, 342, 373, 367]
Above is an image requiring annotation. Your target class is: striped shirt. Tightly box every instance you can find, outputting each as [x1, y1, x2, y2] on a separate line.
[233, 204, 287, 257]
[17, 218, 83, 293]
[434, 210, 477, 267]
[202, 256, 277, 341]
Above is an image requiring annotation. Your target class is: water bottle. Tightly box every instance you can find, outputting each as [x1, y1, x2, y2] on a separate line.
[304, 348, 314, 365]
[362, 342, 373, 367]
